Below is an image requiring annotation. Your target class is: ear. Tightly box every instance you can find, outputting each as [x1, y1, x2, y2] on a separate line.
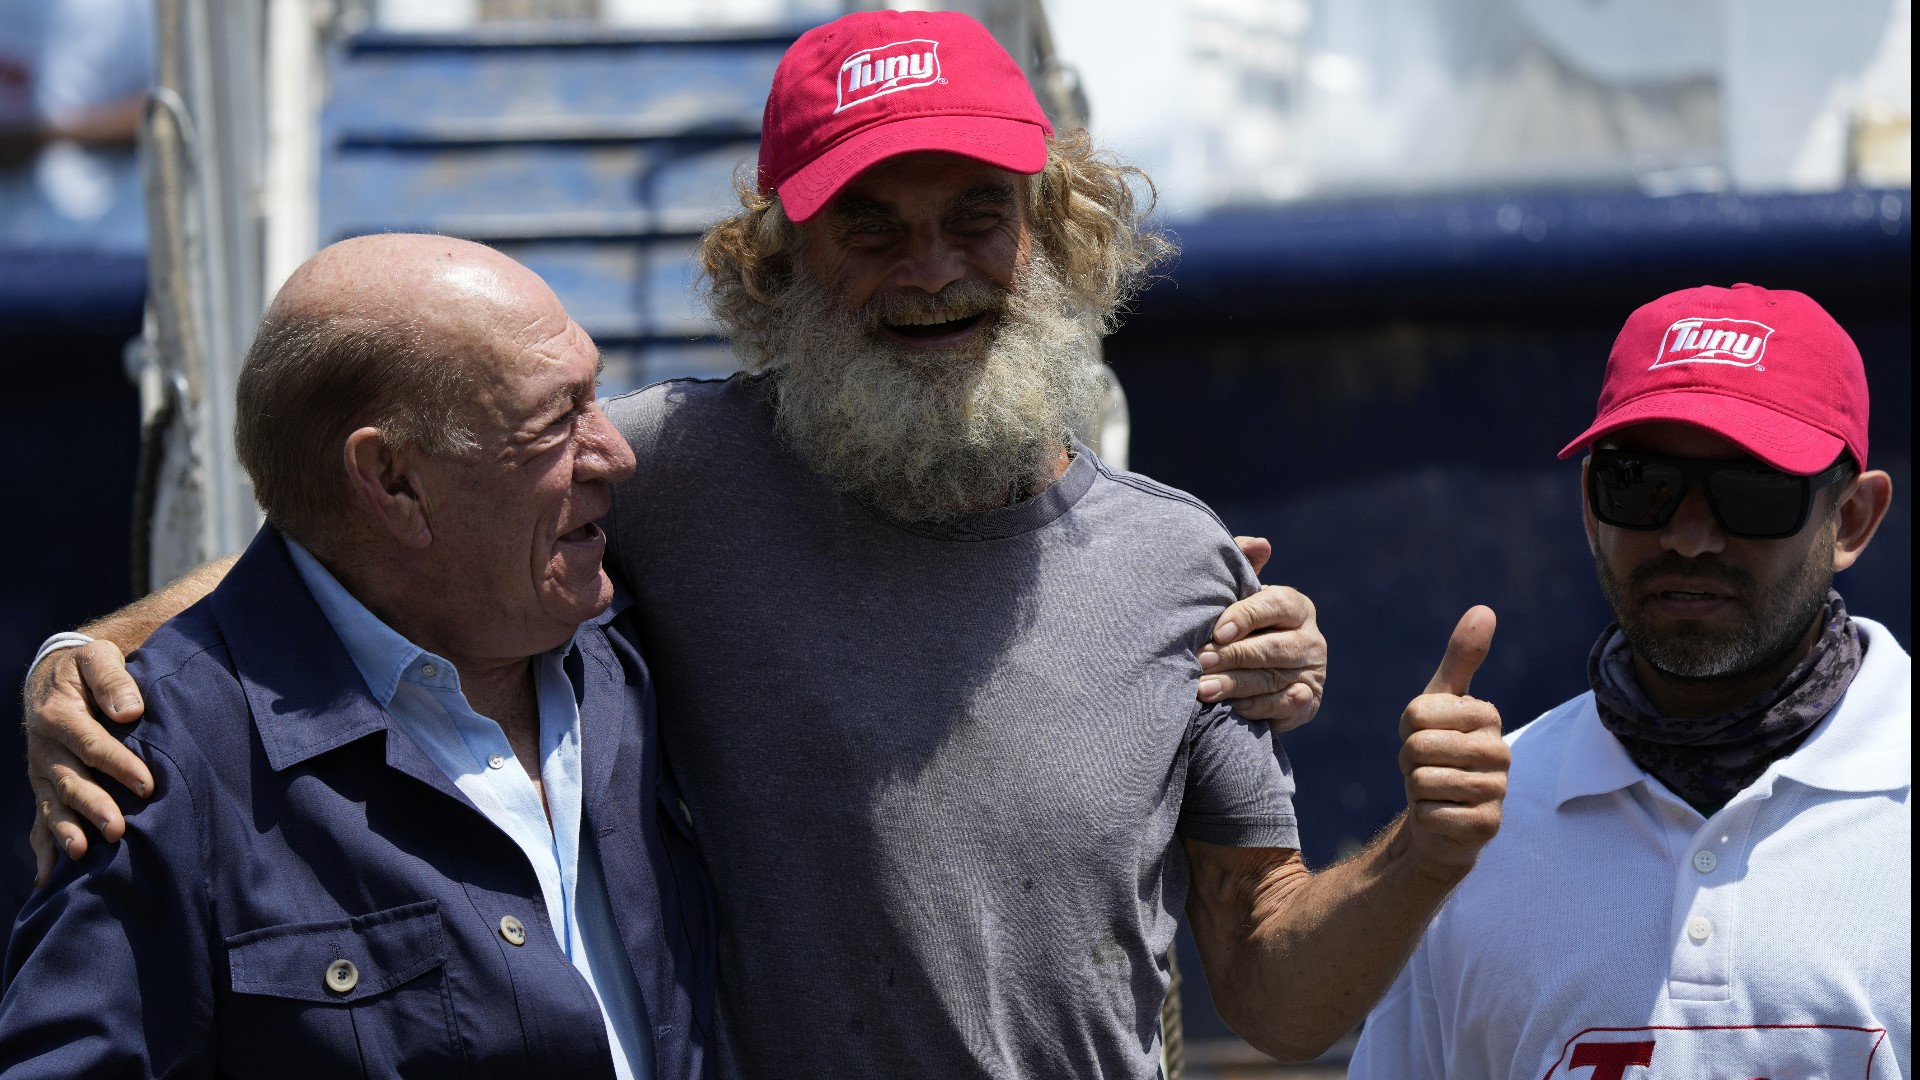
[1831, 468, 1893, 573]
[344, 427, 432, 549]
[1579, 456, 1599, 556]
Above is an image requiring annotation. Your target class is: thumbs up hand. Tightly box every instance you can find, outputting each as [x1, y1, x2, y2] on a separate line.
[1398, 607, 1509, 873]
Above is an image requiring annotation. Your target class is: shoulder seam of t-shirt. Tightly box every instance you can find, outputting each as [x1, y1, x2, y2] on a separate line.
[1091, 460, 1233, 535]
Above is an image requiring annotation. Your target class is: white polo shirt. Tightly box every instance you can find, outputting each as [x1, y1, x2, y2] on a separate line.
[1350, 617, 1911, 1080]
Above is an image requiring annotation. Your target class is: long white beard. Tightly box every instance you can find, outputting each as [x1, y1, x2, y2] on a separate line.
[737, 252, 1109, 522]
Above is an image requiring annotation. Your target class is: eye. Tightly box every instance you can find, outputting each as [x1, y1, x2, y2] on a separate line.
[951, 210, 1001, 233]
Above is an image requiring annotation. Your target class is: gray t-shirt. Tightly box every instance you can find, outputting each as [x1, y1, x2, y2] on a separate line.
[604, 375, 1299, 1080]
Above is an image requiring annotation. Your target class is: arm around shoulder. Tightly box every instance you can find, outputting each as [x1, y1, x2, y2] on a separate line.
[0, 732, 213, 1078]
[21, 554, 237, 880]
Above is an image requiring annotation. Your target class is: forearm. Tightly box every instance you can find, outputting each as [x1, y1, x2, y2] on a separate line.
[43, 95, 145, 146]
[1187, 818, 1464, 1061]
[78, 555, 238, 653]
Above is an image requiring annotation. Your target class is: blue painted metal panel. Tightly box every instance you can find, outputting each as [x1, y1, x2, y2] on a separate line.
[0, 249, 146, 325]
[487, 235, 709, 341]
[315, 31, 786, 385]
[1151, 189, 1912, 323]
[324, 37, 788, 139]
[321, 142, 754, 238]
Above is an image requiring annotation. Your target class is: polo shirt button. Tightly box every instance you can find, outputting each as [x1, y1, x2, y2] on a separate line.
[325, 959, 359, 993]
[1686, 916, 1713, 942]
[1692, 849, 1718, 873]
[487, 754, 506, 770]
[500, 914, 528, 946]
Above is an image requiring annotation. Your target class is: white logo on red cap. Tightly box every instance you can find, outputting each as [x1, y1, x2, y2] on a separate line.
[1651, 317, 1776, 371]
[836, 39, 942, 114]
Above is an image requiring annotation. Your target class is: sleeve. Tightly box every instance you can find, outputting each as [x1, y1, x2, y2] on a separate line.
[0, 735, 213, 1079]
[1347, 942, 1448, 1080]
[1175, 702, 1300, 849]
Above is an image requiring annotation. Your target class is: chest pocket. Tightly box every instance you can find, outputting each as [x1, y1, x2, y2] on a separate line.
[223, 899, 462, 1079]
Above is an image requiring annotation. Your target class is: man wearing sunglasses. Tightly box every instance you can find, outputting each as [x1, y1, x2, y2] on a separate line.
[1349, 283, 1907, 1080]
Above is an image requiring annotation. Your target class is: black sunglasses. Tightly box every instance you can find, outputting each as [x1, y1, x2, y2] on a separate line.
[1588, 449, 1850, 540]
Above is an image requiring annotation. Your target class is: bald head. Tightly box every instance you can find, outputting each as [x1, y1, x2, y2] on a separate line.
[236, 233, 564, 548]
[266, 233, 549, 341]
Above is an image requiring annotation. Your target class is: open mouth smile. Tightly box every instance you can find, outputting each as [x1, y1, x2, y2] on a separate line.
[878, 312, 989, 347]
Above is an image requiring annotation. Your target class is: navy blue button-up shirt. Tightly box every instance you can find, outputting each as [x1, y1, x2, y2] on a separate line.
[0, 527, 714, 1079]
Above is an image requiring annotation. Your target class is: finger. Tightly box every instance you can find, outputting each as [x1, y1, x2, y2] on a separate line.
[1409, 799, 1503, 849]
[1204, 629, 1326, 674]
[31, 755, 95, 866]
[68, 726, 153, 799]
[43, 800, 92, 865]
[1212, 586, 1316, 647]
[1203, 681, 1320, 730]
[1400, 697, 1502, 741]
[49, 761, 126, 843]
[30, 812, 54, 886]
[75, 640, 144, 723]
[1400, 728, 1512, 773]
[1423, 606, 1496, 697]
[1407, 770, 1507, 813]
[1233, 535, 1272, 576]
[1197, 665, 1316, 702]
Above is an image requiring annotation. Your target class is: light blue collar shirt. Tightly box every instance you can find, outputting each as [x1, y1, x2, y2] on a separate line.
[285, 540, 652, 1080]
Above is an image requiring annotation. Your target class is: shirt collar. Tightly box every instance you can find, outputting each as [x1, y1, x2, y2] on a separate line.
[1554, 692, 1650, 807]
[1555, 616, 1911, 808]
[1770, 616, 1909, 794]
[283, 539, 436, 708]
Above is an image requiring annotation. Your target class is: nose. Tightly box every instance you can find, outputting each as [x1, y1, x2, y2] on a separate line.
[574, 403, 636, 485]
[1659, 482, 1728, 558]
[891, 230, 967, 295]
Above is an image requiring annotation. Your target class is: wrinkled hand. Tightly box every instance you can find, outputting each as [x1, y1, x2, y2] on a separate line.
[22, 640, 153, 884]
[1196, 536, 1327, 732]
[1398, 607, 1507, 872]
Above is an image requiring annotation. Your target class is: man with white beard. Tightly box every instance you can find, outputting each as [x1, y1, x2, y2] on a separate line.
[21, 11, 1511, 1077]
[590, 12, 1506, 1076]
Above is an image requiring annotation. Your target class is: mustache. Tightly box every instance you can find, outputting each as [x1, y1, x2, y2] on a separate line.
[856, 278, 1010, 332]
[1627, 553, 1755, 594]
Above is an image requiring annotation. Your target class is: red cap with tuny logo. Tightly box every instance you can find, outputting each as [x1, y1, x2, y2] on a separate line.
[1558, 283, 1870, 474]
[758, 9, 1053, 223]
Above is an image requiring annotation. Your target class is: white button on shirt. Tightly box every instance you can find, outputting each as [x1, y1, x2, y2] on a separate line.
[1351, 617, 1911, 1080]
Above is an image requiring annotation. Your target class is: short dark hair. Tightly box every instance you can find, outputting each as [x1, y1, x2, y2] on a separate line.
[234, 308, 477, 547]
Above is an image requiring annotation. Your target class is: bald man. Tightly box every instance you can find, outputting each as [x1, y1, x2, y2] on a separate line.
[0, 236, 711, 1080]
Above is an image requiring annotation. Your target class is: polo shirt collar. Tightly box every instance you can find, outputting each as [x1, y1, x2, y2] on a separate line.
[1555, 615, 1911, 808]
[1769, 615, 1909, 794]
[1554, 693, 1648, 807]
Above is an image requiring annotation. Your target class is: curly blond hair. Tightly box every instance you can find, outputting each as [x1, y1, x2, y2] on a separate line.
[698, 129, 1174, 364]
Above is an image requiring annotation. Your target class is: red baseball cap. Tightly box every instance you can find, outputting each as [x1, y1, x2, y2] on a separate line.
[758, 9, 1053, 223]
[1559, 283, 1870, 474]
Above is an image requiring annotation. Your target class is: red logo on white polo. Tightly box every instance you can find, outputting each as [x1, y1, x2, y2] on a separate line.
[1652, 317, 1776, 370]
[836, 38, 942, 113]
[1542, 1023, 1888, 1079]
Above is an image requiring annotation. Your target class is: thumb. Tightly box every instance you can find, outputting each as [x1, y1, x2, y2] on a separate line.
[1233, 535, 1272, 577]
[1423, 606, 1496, 696]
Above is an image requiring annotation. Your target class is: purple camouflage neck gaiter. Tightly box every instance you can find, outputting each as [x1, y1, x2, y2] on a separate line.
[1587, 589, 1865, 814]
